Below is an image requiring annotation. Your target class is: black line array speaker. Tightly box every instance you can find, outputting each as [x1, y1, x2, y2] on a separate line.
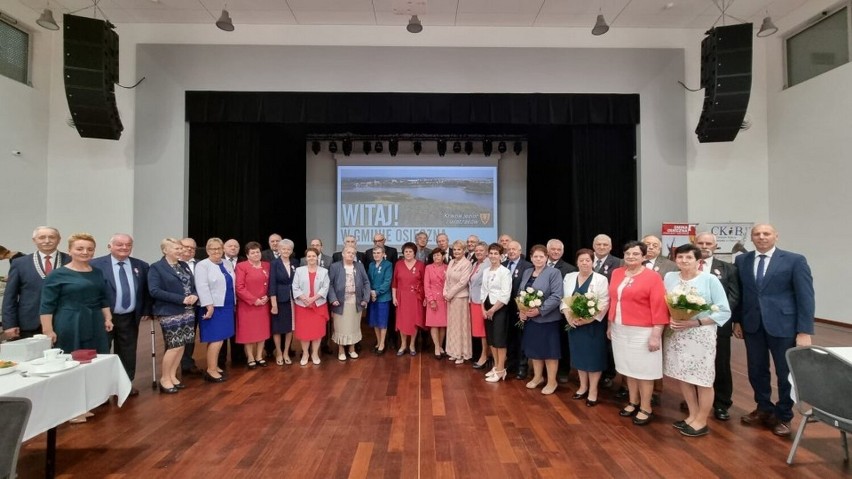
[695, 23, 752, 143]
[63, 14, 123, 140]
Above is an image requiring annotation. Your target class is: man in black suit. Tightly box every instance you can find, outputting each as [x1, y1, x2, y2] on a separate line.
[261, 233, 282, 263]
[303, 238, 333, 268]
[592, 233, 623, 390]
[434, 233, 451, 264]
[503, 240, 532, 379]
[91, 233, 151, 395]
[364, 233, 397, 266]
[2, 226, 70, 339]
[219, 238, 246, 367]
[546, 239, 578, 383]
[333, 235, 365, 263]
[694, 232, 741, 421]
[642, 235, 678, 277]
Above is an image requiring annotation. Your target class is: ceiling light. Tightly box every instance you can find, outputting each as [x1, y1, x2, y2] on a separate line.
[362, 140, 372, 155]
[482, 140, 492, 157]
[497, 141, 507, 154]
[407, 15, 423, 34]
[37, 8, 59, 30]
[452, 141, 462, 154]
[374, 141, 383, 153]
[328, 141, 338, 153]
[757, 15, 778, 37]
[592, 13, 609, 36]
[311, 141, 321, 155]
[216, 9, 234, 32]
[436, 140, 447, 157]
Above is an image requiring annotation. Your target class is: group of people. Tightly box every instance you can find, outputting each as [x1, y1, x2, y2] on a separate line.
[1, 224, 814, 439]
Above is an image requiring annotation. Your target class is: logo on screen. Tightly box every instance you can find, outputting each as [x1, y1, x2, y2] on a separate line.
[480, 213, 491, 225]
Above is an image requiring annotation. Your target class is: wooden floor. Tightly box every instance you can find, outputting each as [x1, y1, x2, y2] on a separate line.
[17, 322, 852, 478]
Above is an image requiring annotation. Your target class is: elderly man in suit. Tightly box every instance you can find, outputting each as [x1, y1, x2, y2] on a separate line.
[546, 239, 578, 383]
[219, 238, 246, 367]
[692, 232, 741, 421]
[303, 238, 332, 268]
[414, 231, 431, 262]
[333, 235, 365, 264]
[503, 240, 533, 379]
[2, 226, 70, 339]
[261, 233, 282, 263]
[733, 224, 814, 437]
[592, 233, 623, 389]
[642, 235, 678, 277]
[434, 233, 451, 264]
[465, 235, 480, 262]
[91, 233, 151, 395]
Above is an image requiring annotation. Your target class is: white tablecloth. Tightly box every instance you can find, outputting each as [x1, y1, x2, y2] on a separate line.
[0, 354, 132, 440]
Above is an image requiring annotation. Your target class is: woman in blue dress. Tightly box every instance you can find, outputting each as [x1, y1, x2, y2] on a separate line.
[195, 237, 235, 382]
[560, 248, 610, 406]
[269, 239, 299, 365]
[367, 246, 393, 354]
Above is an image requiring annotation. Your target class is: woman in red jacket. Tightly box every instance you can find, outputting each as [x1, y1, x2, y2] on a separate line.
[607, 240, 669, 426]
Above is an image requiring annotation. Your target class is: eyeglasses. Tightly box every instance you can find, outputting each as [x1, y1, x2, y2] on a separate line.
[373, 239, 385, 243]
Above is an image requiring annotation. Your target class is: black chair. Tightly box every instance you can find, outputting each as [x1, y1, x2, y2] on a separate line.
[0, 397, 32, 479]
[786, 346, 852, 465]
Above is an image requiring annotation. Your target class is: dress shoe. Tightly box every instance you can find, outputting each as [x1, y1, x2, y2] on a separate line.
[376, 348, 386, 356]
[619, 402, 640, 417]
[632, 409, 654, 426]
[571, 391, 588, 400]
[515, 368, 528, 380]
[203, 372, 226, 383]
[158, 382, 178, 394]
[173, 382, 186, 390]
[713, 407, 730, 421]
[471, 360, 489, 370]
[741, 408, 772, 426]
[257, 359, 268, 367]
[485, 369, 507, 382]
[300, 356, 309, 366]
[585, 399, 598, 407]
[771, 420, 792, 437]
[128, 388, 140, 397]
[614, 387, 629, 400]
[680, 424, 709, 437]
[541, 384, 557, 395]
[349, 351, 359, 359]
[247, 361, 258, 370]
[557, 373, 570, 384]
[600, 377, 614, 389]
[396, 349, 406, 357]
[312, 356, 321, 365]
[526, 378, 544, 389]
[672, 420, 688, 431]
[339, 353, 347, 362]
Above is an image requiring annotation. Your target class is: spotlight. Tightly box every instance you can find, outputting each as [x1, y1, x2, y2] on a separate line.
[592, 13, 609, 36]
[436, 140, 447, 157]
[464, 141, 473, 156]
[328, 141, 338, 153]
[311, 141, 321, 155]
[497, 141, 507, 154]
[407, 15, 423, 34]
[452, 141, 462, 154]
[362, 140, 372, 155]
[482, 139, 492, 157]
[37, 8, 59, 31]
[216, 9, 235, 32]
[374, 141, 383, 153]
[389, 139, 399, 156]
[413, 141, 422, 155]
[513, 141, 523, 155]
[342, 138, 352, 156]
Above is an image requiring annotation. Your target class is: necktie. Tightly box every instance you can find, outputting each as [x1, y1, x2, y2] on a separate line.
[644, 260, 653, 269]
[699, 260, 705, 271]
[547, 261, 554, 268]
[594, 259, 601, 271]
[756, 254, 767, 286]
[118, 261, 131, 309]
[44, 254, 52, 274]
[509, 261, 516, 273]
[230, 258, 236, 268]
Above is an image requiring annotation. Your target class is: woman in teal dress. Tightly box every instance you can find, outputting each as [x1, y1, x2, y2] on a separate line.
[40, 233, 113, 354]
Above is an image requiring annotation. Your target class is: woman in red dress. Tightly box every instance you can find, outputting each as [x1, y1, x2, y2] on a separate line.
[392, 242, 425, 356]
[292, 247, 330, 366]
[235, 241, 271, 368]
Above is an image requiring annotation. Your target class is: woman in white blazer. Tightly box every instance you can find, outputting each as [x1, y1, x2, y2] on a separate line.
[560, 248, 610, 406]
[292, 248, 330, 366]
[195, 238, 236, 382]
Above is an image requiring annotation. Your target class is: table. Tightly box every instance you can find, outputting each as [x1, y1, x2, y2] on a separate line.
[0, 354, 132, 478]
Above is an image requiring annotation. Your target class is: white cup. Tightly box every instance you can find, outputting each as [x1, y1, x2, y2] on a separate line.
[43, 348, 64, 360]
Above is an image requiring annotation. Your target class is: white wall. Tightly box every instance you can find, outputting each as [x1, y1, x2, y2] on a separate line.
[765, 0, 852, 323]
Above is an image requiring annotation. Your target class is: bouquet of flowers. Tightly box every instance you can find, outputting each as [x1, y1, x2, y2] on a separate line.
[665, 283, 719, 322]
[514, 287, 544, 329]
[563, 292, 601, 330]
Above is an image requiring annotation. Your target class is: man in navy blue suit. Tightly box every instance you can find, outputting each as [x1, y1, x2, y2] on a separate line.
[503, 240, 532, 379]
[91, 233, 151, 395]
[733, 224, 815, 437]
[2, 226, 70, 339]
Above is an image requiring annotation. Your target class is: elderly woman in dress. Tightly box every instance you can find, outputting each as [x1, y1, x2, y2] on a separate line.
[194, 237, 235, 382]
[392, 242, 425, 356]
[517, 244, 564, 395]
[608, 240, 669, 425]
[235, 241, 271, 369]
[148, 237, 198, 393]
[269, 239, 299, 365]
[444, 240, 473, 364]
[469, 241, 490, 369]
[665, 243, 731, 437]
[424, 248, 449, 358]
[292, 247, 330, 366]
[560, 248, 610, 406]
[481, 243, 512, 382]
[328, 245, 371, 361]
[367, 246, 393, 354]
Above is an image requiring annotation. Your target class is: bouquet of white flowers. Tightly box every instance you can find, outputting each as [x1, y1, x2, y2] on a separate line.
[514, 287, 543, 329]
[563, 292, 601, 330]
[665, 283, 719, 322]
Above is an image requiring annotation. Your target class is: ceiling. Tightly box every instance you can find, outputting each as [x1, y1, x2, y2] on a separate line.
[14, 0, 810, 30]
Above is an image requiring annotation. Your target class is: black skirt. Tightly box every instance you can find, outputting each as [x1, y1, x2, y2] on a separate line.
[483, 297, 509, 348]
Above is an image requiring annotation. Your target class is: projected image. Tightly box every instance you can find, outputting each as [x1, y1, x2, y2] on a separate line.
[337, 166, 498, 247]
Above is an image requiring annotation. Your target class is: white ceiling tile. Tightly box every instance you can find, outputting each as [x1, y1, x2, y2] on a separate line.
[122, 7, 214, 22]
[455, 11, 539, 26]
[110, 0, 207, 10]
[458, 0, 544, 15]
[286, 0, 375, 12]
[293, 11, 378, 25]
[225, 9, 297, 23]
[198, 0, 292, 11]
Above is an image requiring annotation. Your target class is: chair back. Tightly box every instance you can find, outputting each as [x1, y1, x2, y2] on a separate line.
[0, 397, 31, 479]
[786, 346, 852, 430]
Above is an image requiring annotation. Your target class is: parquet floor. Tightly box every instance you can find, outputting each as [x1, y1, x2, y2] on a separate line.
[17, 322, 852, 478]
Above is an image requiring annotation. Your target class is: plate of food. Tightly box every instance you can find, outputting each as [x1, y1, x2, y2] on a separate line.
[0, 360, 18, 376]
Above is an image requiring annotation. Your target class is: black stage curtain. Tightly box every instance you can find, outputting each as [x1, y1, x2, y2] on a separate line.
[186, 92, 639, 256]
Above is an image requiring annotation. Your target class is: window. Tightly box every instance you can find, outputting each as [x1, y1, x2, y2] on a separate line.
[0, 16, 30, 85]
[785, 4, 850, 88]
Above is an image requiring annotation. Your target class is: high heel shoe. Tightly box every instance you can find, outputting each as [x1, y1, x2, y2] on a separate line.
[586, 399, 598, 407]
[526, 378, 544, 389]
[300, 356, 309, 366]
[203, 371, 226, 383]
[158, 382, 178, 394]
[173, 382, 186, 390]
[312, 356, 321, 365]
[471, 359, 489, 370]
[485, 369, 507, 382]
[572, 391, 589, 400]
[619, 402, 640, 417]
[541, 383, 558, 395]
